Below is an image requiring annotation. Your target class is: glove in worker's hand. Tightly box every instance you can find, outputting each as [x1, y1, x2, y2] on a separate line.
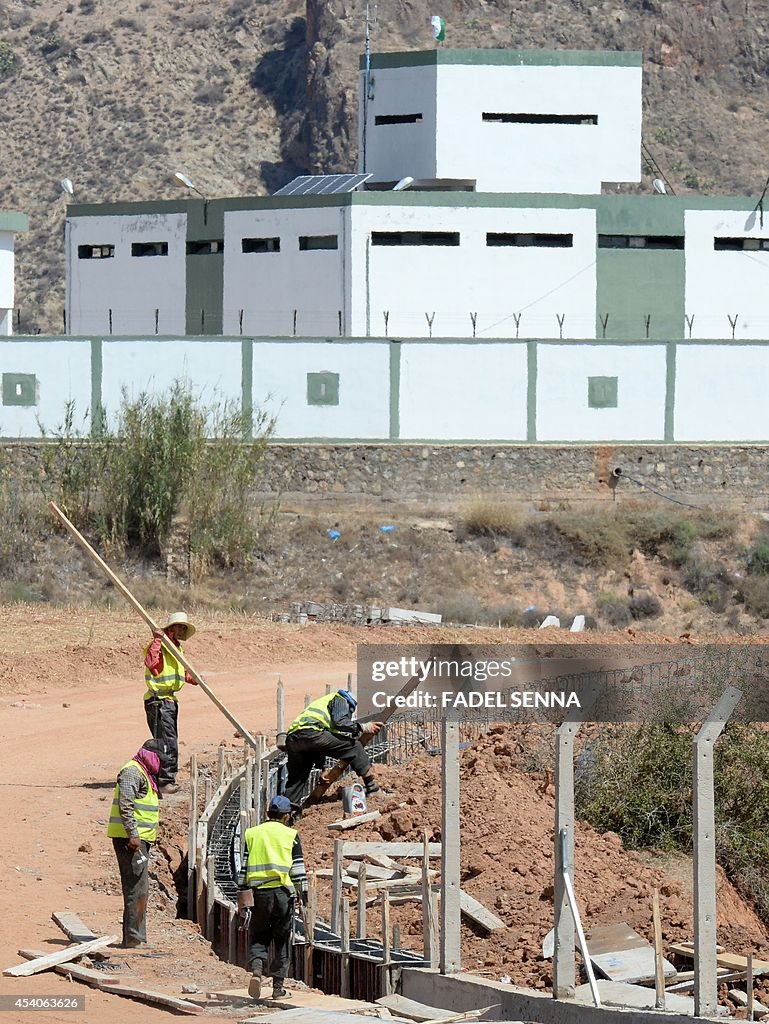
[360, 721, 384, 736]
[238, 907, 251, 931]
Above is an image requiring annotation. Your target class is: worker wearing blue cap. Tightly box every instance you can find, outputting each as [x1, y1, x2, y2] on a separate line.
[237, 794, 308, 1000]
[283, 689, 384, 808]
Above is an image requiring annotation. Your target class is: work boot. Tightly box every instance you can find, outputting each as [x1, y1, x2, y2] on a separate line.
[248, 960, 263, 999]
[272, 979, 288, 998]
[159, 783, 180, 795]
[364, 779, 380, 795]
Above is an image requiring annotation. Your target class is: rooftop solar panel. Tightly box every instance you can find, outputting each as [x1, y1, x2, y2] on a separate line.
[273, 173, 372, 196]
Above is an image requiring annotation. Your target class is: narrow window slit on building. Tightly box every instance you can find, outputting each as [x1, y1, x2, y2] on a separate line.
[598, 235, 684, 249]
[487, 233, 573, 248]
[131, 241, 169, 257]
[482, 112, 598, 125]
[714, 237, 769, 251]
[299, 235, 338, 251]
[242, 237, 280, 254]
[77, 244, 114, 259]
[374, 113, 423, 125]
[372, 231, 460, 246]
[186, 240, 224, 255]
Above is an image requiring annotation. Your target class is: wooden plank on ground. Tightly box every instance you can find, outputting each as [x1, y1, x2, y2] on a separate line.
[364, 851, 401, 870]
[585, 923, 674, 984]
[669, 944, 769, 975]
[376, 995, 498, 1023]
[5, 935, 119, 976]
[459, 889, 504, 932]
[240, 1010, 406, 1024]
[346, 861, 404, 881]
[17, 951, 200, 1014]
[376, 993, 462, 1021]
[209, 987, 380, 1012]
[328, 810, 382, 831]
[343, 842, 441, 859]
[51, 912, 97, 943]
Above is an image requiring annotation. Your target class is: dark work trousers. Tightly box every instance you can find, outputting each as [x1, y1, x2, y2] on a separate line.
[284, 730, 371, 806]
[144, 697, 179, 786]
[247, 887, 293, 981]
[112, 837, 152, 946]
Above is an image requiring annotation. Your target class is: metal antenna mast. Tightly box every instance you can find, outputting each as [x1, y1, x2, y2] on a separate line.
[362, 0, 373, 173]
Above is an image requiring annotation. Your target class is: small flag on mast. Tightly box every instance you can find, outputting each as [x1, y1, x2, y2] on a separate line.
[430, 15, 446, 41]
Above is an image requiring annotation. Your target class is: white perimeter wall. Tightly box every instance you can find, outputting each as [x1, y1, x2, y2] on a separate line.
[360, 65, 439, 183]
[675, 345, 769, 441]
[101, 338, 242, 431]
[349, 205, 597, 338]
[536, 343, 666, 441]
[685, 210, 769, 339]
[399, 342, 528, 439]
[67, 213, 187, 336]
[253, 340, 389, 438]
[0, 339, 91, 437]
[8, 335, 769, 443]
[223, 207, 348, 338]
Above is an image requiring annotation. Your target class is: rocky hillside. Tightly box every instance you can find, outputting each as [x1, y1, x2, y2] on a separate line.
[2, 0, 768, 331]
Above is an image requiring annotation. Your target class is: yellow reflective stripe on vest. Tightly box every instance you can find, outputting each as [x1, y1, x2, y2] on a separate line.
[286, 693, 335, 735]
[143, 642, 185, 701]
[106, 760, 160, 842]
[244, 820, 297, 890]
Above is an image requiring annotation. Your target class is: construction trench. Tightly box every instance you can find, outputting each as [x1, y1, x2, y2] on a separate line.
[183, 656, 765, 1023]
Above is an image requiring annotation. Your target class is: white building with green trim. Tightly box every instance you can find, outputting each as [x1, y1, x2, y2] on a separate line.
[65, 48, 769, 345]
[0, 211, 28, 336]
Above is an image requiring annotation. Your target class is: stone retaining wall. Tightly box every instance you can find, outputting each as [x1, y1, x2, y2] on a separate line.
[3, 442, 768, 511]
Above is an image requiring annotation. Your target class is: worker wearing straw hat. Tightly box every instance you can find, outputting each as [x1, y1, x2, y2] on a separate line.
[142, 611, 198, 794]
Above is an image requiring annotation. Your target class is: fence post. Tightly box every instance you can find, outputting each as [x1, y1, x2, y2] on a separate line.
[440, 718, 460, 974]
[693, 686, 742, 1018]
[553, 720, 578, 998]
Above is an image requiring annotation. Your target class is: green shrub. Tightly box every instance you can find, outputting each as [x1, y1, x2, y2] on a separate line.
[41, 384, 275, 573]
[461, 500, 525, 545]
[0, 39, 17, 76]
[595, 590, 632, 626]
[629, 592, 662, 619]
[737, 575, 769, 618]
[747, 539, 769, 575]
[577, 723, 769, 926]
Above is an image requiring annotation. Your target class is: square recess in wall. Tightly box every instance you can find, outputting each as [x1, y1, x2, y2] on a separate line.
[2, 372, 38, 407]
[307, 371, 339, 406]
[587, 375, 618, 409]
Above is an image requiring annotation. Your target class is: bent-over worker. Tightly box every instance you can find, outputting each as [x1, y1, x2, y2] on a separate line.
[283, 689, 383, 808]
[106, 739, 163, 948]
[143, 610, 198, 793]
[238, 794, 308, 1000]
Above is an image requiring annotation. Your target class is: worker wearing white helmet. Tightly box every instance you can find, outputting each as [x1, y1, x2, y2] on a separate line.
[142, 611, 198, 794]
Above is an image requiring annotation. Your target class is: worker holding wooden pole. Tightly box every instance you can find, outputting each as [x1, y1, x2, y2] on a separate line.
[47, 502, 258, 752]
[143, 611, 198, 793]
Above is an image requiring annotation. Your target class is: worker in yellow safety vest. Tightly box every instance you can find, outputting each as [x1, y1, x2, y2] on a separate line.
[283, 689, 383, 809]
[143, 611, 198, 794]
[237, 795, 308, 1000]
[106, 739, 163, 948]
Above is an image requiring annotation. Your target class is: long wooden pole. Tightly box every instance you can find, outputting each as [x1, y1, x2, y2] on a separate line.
[48, 500, 257, 748]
